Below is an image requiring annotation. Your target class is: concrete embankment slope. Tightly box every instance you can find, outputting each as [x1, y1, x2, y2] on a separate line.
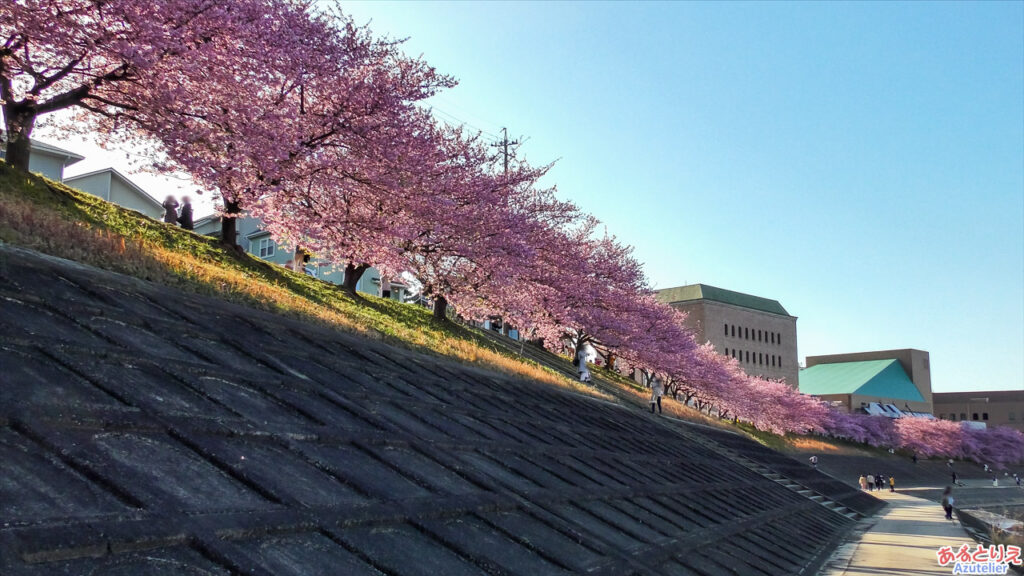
[2, 245, 869, 575]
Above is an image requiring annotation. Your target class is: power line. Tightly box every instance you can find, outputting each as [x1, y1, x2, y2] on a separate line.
[429, 106, 500, 140]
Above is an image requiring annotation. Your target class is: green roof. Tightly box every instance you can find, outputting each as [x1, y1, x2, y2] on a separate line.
[656, 284, 790, 316]
[799, 359, 925, 402]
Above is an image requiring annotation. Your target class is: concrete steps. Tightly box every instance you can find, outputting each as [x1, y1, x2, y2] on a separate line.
[470, 327, 870, 523]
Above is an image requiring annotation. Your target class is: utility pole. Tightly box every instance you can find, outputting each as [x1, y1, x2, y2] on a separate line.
[491, 127, 520, 178]
[491, 127, 519, 339]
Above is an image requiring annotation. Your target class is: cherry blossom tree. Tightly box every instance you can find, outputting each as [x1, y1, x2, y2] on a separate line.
[962, 425, 1024, 469]
[894, 416, 963, 458]
[2, 0, 280, 170]
[119, 6, 452, 247]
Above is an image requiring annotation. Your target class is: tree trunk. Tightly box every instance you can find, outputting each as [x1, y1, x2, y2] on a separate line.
[220, 200, 241, 248]
[433, 295, 448, 321]
[2, 106, 36, 173]
[342, 263, 368, 294]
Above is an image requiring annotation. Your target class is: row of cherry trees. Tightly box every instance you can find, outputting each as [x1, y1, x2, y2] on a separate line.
[5, 0, 1021, 467]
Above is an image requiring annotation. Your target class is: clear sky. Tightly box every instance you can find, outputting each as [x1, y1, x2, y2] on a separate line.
[39, 1, 1023, 392]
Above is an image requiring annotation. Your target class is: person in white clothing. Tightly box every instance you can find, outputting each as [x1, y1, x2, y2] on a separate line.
[650, 377, 664, 414]
[576, 347, 591, 383]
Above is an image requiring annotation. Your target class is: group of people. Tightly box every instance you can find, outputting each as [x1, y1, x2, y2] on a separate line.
[161, 195, 194, 230]
[574, 349, 667, 416]
[859, 473, 895, 492]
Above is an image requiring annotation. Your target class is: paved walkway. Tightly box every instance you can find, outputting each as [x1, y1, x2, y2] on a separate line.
[821, 489, 974, 575]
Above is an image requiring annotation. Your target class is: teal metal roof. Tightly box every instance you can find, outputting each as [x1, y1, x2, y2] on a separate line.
[656, 284, 790, 316]
[799, 359, 924, 402]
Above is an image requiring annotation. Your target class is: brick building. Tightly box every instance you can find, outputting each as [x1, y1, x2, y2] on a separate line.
[656, 284, 799, 386]
[933, 390, 1024, 432]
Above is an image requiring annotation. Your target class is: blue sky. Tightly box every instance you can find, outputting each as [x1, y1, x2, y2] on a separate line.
[42, 1, 1023, 391]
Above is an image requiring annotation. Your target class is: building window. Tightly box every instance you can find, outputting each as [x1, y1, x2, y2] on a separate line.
[960, 413, 967, 420]
[746, 351, 750, 363]
[256, 238, 275, 259]
[731, 325, 736, 337]
[724, 323, 728, 336]
[982, 413, 989, 421]
[1010, 412, 1016, 421]
[724, 347, 729, 356]
[939, 414, 946, 420]
[972, 413, 979, 421]
[771, 356, 775, 367]
[745, 327, 749, 340]
[778, 357, 782, 368]
[758, 330, 762, 342]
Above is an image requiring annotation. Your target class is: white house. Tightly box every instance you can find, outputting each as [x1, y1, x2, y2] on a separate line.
[64, 168, 165, 220]
[0, 136, 85, 181]
[194, 214, 406, 298]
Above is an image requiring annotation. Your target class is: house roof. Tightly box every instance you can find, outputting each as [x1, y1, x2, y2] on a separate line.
[799, 359, 925, 402]
[64, 167, 163, 211]
[0, 244, 860, 576]
[0, 134, 85, 166]
[656, 283, 791, 316]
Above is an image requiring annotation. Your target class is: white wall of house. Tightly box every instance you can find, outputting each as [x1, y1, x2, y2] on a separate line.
[193, 217, 221, 237]
[28, 153, 69, 182]
[208, 214, 407, 298]
[64, 169, 163, 220]
[2, 137, 83, 181]
[108, 177, 163, 219]
[63, 170, 111, 200]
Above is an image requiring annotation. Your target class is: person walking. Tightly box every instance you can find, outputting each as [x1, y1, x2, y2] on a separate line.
[177, 196, 194, 230]
[650, 377, 664, 414]
[162, 195, 179, 225]
[889, 475, 895, 492]
[912, 453, 918, 464]
[866, 474, 875, 491]
[951, 471, 958, 486]
[941, 487, 955, 521]
[808, 455, 818, 469]
[877, 473, 884, 491]
[1014, 473, 1020, 488]
[859, 474, 867, 491]
[576, 346, 591, 383]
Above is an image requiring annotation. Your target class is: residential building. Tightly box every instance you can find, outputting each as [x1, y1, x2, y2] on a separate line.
[201, 214, 407, 299]
[1, 136, 84, 181]
[64, 168, 164, 220]
[800, 349, 933, 415]
[932, 390, 1024, 432]
[656, 284, 799, 386]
